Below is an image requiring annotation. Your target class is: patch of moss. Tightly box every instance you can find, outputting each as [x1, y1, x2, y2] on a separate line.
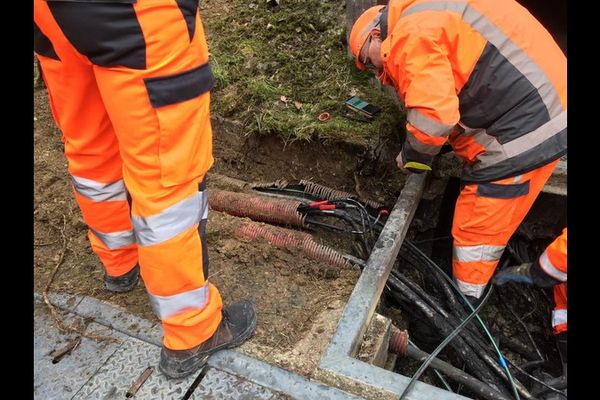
[201, 0, 405, 145]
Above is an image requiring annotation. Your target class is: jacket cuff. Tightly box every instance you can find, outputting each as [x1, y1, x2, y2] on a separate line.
[531, 260, 561, 287]
[400, 140, 436, 173]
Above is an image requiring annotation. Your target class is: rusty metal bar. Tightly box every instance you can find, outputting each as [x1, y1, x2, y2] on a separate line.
[125, 366, 154, 398]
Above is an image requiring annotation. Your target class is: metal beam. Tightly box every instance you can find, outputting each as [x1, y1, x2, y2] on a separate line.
[318, 173, 472, 399]
[209, 351, 362, 400]
[322, 173, 426, 360]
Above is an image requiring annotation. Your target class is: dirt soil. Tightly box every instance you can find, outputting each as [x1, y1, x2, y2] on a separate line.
[34, 76, 405, 358]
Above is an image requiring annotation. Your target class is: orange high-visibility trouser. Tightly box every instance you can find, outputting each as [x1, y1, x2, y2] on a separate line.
[452, 160, 559, 299]
[34, 0, 222, 350]
[538, 228, 567, 334]
[553, 283, 567, 334]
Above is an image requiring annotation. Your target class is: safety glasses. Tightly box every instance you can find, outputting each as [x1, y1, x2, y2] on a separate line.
[360, 35, 376, 70]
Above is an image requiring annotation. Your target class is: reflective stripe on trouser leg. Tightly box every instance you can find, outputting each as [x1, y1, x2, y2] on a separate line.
[453, 245, 505, 298]
[72, 179, 138, 276]
[552, 283, 567, 334]
[133, 187, 222, 350]
[34, 12, 139, 278]
[452, 160, 559, 298]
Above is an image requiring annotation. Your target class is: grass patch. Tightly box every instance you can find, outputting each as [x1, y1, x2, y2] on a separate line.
[201, 0, 404, 145]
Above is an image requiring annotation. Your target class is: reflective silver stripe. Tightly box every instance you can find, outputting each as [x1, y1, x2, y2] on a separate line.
[407, 108, 455, 137]
[466, 112, 565, 171]
[456, 279, 486, 298]
[71, 176, 128, 202]
[148, 283, 209, 320]
[552, 309, 567, 328]
[401, 2, 563, 117]
[90, 228, 136, 250]
[539, 250, 567, 282]
[503, 111, 567, 158]
[132, 191, 204, 246]
[513, 175, 522, 183]
[406, 131, 443, 156]
[360, 9, 384, 40]
[468, 129, 506, 171]
[402, 0, 467, 16]
[453, 245, 505, 262]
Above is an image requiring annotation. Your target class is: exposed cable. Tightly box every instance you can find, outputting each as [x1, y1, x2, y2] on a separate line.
[505, 357, 566, 398]
[401, 240, 524, 399]
[406, 339, 455, 394]
[498, 289, 545, 361]
[399, 287, 495, 400]
[403, 339, 514, 400]
[386, 274, 505, 390]
[299, 179, 383, 209]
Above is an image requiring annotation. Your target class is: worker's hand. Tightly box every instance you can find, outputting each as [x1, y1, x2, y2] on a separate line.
[395, 152, 411, 175]
[491, 263, 534, 285]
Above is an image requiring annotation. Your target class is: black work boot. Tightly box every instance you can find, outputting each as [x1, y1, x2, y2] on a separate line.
[104, 264, 139, 293]
[159, 299, 257, 379]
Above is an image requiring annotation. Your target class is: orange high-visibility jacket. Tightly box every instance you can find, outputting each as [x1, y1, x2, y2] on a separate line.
[379, 0, 566, 182]
[536, 228, 567, 334]
[536, 228, 567, 282]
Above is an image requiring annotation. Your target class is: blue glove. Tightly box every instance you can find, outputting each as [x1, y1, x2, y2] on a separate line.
[492, 263, 534, 285]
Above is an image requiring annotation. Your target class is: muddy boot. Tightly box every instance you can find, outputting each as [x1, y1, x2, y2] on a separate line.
[104, 264, 139, 293]
[159, 299, 257, 379]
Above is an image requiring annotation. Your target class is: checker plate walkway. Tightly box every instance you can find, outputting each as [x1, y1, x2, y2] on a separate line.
[34, 292, 361, 400]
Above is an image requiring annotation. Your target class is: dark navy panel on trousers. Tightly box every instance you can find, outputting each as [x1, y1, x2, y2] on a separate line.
[199, 219, 209, 279]
[459, 42, 550, 144]
[176, 0, 199, 42]
[198, 178, 207, 192]
[34, 22, 60, 60]
[144, 63, 216, 108]
[47, 1, 146, 69]
[198, 176, 209, 280]
[477, 180, 530, 199]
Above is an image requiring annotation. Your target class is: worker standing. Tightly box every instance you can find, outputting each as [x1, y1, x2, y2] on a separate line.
[34, 0, 256, 379]
[493, 228, 567, 388]
[348, 0, 566, 302]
